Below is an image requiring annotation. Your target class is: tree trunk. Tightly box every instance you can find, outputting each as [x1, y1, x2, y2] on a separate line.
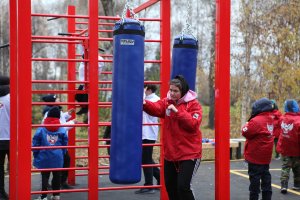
[208, 3, 216, 129]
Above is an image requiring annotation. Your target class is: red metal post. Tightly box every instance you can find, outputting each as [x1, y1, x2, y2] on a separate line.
[160, 0, 171, 199]
[16, 0, 32, 199]
[67, 5, 76, 185]
[9, 0, 17, 199]
[215, 0, 231, 200]
[88, 0, 99, 199]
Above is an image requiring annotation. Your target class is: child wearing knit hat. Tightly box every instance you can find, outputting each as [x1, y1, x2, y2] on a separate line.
[276, 99, 300, 194]
[41, 96, 76, 190]
[242, 97, 275, 200]
[32, 106, 68, 200]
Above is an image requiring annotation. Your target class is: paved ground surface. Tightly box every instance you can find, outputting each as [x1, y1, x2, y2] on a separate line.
[5, 159, 300, 199]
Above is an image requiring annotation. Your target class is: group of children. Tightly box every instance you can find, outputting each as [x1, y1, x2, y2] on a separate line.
[242, 98, 300, 200]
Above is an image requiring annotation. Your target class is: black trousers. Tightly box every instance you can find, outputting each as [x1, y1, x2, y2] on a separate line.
[142, 139, 160, 186]
[61, 151, 70, 184]
[41, 171, 61, 198]
[164, 159, 201, 200]
[0, 150, 9, 192]
[274, 138, 280, 157]
[248, 162, 272, 200]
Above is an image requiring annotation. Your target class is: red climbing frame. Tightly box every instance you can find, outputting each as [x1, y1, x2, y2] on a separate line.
[9, 0, 230, 200]
[215, 1, 231, 200]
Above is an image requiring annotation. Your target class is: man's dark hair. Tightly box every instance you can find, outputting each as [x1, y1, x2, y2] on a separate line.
[145, 84, 157, 93]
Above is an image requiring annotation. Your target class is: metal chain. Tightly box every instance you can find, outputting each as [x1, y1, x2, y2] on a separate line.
[181, 0, 196, 39]
[121, 0, 139, 23]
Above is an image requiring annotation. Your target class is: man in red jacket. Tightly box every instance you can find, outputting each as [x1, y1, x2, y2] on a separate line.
[242, 97, 275, 200]
[276, 99, 300, 194]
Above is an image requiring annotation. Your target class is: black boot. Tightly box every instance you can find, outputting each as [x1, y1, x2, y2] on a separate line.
[281, 181, 288, 194]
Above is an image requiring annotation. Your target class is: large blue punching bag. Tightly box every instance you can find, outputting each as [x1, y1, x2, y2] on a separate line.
[171, 34, 198, 91]
[110, 18, 145, 184]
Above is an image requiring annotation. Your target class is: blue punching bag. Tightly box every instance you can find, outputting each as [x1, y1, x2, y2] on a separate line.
[110, 18, 145, 184]
[171, 34, 198, 91]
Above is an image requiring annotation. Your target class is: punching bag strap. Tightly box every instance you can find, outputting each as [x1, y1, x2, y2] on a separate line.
[121, 0, 140, 24]
[180, 0, 197, 41]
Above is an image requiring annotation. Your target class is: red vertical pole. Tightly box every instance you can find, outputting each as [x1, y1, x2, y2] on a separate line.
[160, 0, 171, 199]
[215, 0, 231, 200]
[16, 0, 32, 199]
[88, 0, 99, 199]
[67, 5, 76, 185]
[9, 0, 17, 199]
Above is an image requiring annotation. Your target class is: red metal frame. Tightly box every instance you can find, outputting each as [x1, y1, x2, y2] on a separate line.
[88, 0, 99, 199]
[15, 0, 32, 199]
[215, 0, 231, 200]
[67, 5, 77, 185]
[9, 1, 17, 200]
[8, 0, 234, 199]
[160, 0, 171, 199]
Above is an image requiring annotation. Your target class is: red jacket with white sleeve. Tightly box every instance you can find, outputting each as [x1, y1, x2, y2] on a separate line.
[143, 90, 202, 161]
[242, 112, 275, 164]
[276, 112, 300, 157]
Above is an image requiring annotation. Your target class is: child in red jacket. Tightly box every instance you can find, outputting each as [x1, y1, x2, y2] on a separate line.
[276, 99, 300, 194]
[242, 97, 275, 200]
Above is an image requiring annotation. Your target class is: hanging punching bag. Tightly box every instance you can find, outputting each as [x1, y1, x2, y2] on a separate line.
[110, 18, 145, 184]
[171, 34, 198, 91]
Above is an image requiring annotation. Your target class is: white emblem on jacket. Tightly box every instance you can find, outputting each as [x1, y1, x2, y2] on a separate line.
[281, 122, 293, 134]
[267, 124, 274, 135]
[47, 134, 58, 145]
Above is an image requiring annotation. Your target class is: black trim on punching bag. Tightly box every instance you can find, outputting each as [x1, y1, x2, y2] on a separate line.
[110, 18, 145, 184]
[171, 34, 198, 91]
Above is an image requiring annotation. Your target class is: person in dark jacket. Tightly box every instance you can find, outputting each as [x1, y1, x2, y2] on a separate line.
[32, 106, 68, 200]
[0, 75, 10, 200]
[276, 99, 300, 194]
[143, 75, 202, 200]
[242, 97, 275, 200]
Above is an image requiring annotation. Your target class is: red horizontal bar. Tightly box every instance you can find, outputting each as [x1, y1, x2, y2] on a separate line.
[99, 185, 161, 191]
[134, 0, 160, 14]
[31, 90, 81, 94]
[32, 167, 88, 172]
[31, 89, 113, 94]
[32, 80, 88, 84]
[32, 35, 87, 40]
[32, 58, 84, 62]
[31, 145, 89, 150]
[31, 13, 88, 19]
[32, 40, 80, 44]
[31, 188, 88, 195]
[76, 172, 109, 176]
[31, 123, 89, 128]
